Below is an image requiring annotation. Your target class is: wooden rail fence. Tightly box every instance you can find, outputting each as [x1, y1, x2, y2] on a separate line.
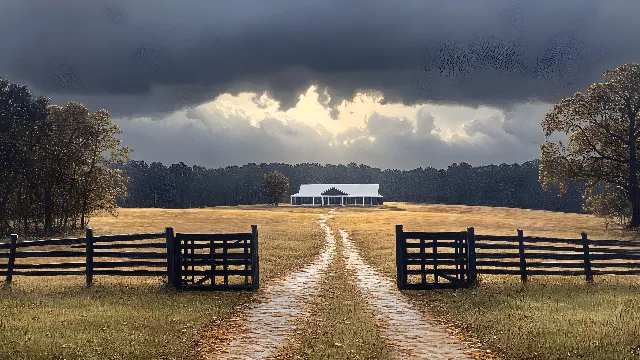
[474, 228, 640, 282]
[172, 226, 258, 290]
[397, 226, 640, 289]
[0, 226, 259, 290]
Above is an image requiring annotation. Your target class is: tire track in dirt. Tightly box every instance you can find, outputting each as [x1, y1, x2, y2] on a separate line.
[339, 229, 476, 359]
[201, 211, 336, 360]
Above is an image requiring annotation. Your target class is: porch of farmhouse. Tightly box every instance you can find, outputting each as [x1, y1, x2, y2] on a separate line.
[290, 184, 383, 207]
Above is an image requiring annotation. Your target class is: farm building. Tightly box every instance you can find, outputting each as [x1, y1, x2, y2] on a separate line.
[290, 184, 383, 206]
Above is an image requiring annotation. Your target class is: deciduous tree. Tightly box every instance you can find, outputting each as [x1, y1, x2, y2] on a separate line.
[0, 77, 130, 235]
[262, 171, 289, 206]
[540, 63, 640, 227]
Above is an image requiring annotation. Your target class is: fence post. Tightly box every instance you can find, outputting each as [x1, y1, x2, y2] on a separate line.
[165, 227, 175, 288]
[433, 238, 438, 286]
[581, 232, 593, 283]
[172, 235, 182, 288]
[6, 234, 18, 285]
[467, 227, 477, 286]
[395, 225, 405, 290]
[251, 225, 260, 290]
[85, 228, 94, 287]
[517, 229, 527, 283]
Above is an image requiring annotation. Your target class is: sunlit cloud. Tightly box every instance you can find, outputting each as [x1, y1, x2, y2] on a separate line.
[114, 86, 551, 169]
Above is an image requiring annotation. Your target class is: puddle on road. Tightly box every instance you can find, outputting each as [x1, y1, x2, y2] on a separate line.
[340, 229, 475, 360]
[203, 211, 336, 360]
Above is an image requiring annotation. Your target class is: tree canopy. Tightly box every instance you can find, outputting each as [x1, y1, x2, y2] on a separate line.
[540, 63, 640, 227]
[262, 171, 290, 206]
[0, 77, 130, 235]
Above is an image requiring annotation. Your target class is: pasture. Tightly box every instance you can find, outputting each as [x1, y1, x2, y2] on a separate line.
[0, 206, 325, 360]
[1, 203, 639, 359]
[331, 203, 640, 360]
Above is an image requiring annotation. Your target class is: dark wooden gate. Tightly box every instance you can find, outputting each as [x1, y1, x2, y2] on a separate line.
[168, 225, 259, 290]
[396, 225, 475, 290]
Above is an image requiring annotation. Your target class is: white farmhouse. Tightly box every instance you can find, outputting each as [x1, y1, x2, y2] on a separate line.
[290, 184, 383, 206]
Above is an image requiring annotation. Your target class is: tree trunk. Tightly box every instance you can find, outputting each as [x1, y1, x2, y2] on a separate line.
[81, 198, 87, 229]
[628, 103, 640, 227]
[81, 140, 99, 229]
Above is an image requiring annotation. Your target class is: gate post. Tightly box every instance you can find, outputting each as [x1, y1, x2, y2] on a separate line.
[172, 235, 182, 288]
[395, 225, 405, 290]
[165, 227, 175, 288]
[466, 227, 477, 286]
[251, 225, 260, 290]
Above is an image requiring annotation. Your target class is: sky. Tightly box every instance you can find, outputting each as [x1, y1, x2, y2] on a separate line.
[1, 0, 638, 170]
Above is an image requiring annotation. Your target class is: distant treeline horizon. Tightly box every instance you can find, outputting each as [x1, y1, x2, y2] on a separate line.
[116, 159, 585, 213]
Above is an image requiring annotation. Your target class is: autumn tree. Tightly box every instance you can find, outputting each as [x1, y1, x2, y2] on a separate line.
[0, 77, 50, 234]
[0, 77, 130, 235]
[262, 171, 289, 206]
[47, 102, 130, 228]
[540, 63, 640, 227]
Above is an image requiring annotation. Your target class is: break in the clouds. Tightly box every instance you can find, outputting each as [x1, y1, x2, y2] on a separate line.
[0, 0, 637, 117]
[114, 88, 548, 170]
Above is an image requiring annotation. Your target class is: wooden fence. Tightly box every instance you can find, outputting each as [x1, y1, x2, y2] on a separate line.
[474, 228, 640, 282]
[396, 225, 469, 290]
[0, 226, 260, 290]
[397, 226, 640, 289]
[171, 226, 259, 290]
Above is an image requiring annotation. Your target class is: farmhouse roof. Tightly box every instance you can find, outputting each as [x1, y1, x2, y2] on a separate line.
[291, 184, 382, 197]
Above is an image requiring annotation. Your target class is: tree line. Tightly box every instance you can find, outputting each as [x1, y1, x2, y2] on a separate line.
[5, 61, 640, 234]
[0, 77, 129, 236]
[116, 160, 585, 213]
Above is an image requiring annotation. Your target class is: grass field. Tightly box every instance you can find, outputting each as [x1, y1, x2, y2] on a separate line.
[0, 206, 326, 360]
[3, 203, 640, 359]
[330, 203, 640, 360]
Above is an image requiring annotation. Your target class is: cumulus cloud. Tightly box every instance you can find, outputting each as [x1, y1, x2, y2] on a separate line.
[114, 90, 547, 169]
[0, 0, 636, 117]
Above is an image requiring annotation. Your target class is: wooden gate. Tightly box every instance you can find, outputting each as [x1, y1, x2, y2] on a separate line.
[168, 225, 259, 290]
[396, 225, 475, 290]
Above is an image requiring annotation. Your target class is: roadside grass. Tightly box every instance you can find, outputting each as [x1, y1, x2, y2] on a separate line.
[276, 227, 393, 360]
[0, 206, 326, 360]
[331, 203, 640, 360]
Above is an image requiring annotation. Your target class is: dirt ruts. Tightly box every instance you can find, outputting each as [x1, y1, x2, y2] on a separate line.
[201, 211, 479, 359]
[340, 229, 476, 359]
[202, 211, 337, 359]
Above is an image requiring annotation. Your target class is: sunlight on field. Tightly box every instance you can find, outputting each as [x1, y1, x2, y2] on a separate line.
[331, 203, 640, 360]
[0, 206, 326, 360]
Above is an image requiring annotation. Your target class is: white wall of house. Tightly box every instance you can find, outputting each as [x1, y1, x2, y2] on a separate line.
[290, 184, 383, 206]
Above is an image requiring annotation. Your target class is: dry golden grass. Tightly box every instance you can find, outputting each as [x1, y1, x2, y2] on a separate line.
[331, 203, 640, 360]
[0, 206, 326, 360]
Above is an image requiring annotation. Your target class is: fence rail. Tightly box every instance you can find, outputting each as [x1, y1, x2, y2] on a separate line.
[397, 226, 640, 289]
[0, 226, 260, 290]
[172, 225, 259, 291]
[474, 229, 640, 283]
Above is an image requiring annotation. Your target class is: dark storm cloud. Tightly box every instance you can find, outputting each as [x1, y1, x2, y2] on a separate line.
[0, 0, 637, 116]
